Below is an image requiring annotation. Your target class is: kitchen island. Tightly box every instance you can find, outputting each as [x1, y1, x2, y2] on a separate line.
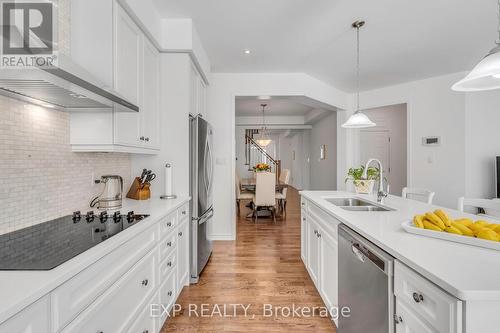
[300, 191, 500, 333]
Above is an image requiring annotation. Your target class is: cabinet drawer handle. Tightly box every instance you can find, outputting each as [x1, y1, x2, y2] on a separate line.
[314, 230, 318, 235]
[178, 231, 183, 236]
[412, 292, 424, 303]
[182, 210, 187, 215]
[145, 137, 150, 142]
[167, 241, 172, 247]
[140, 136, 145, 141]
[302, 217, 306, 221]
[167, 261, 172, 267]
[301, 202, 305, 206]
[168, 291, 173, 296]
[143, 330, 149, 333]
[166, 222, 172, 227]
[141, 279, 149, 286]
[394, 315, 403, 324]
[317, 232, 321, 238]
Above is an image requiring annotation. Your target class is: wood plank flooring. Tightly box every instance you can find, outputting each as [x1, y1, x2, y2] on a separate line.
[162, 187, 336, 332]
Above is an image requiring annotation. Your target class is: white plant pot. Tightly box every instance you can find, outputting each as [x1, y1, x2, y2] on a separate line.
[353, 179, 375, 194]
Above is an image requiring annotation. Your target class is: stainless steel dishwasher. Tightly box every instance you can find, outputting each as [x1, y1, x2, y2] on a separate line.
[338, 224, 395, 333]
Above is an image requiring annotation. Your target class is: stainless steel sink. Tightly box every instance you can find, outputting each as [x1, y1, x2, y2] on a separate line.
[324, 197, 394, 212]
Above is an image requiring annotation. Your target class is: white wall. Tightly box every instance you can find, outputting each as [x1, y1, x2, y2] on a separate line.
[361, 104, 407, 195]
[207, 73, 349, 240]
[340, 73, 467, 208]
[131, 54, 191, 198]
[309, 111, 338, 190]
[465, 90, 500, 199]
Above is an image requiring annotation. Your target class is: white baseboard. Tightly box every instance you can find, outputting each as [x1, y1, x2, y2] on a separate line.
[210, 234, 235, 241]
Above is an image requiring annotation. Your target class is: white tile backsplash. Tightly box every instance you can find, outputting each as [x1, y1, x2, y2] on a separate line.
[0, 97, 131, 234]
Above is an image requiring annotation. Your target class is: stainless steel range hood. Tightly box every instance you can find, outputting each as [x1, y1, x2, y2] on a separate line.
[0, 53, 138, 112]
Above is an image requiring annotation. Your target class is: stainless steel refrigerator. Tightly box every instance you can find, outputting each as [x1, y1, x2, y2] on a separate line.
[189, 114, 214, 283]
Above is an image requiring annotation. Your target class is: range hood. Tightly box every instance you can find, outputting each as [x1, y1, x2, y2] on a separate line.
[0, 53, 139, 112]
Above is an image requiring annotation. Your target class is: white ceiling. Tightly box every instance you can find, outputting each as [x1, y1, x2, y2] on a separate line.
[153, 0, 497, 92]
[235, 97, 313, 117]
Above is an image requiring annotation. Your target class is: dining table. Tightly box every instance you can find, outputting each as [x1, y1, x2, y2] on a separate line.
[239, 178, 288, 192]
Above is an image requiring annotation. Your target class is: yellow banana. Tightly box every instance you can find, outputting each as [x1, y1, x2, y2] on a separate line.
[469, 221, 489, 232]
[445, 226, 463, 235]
[455, 218, 473, 227]
[434, 209, 452, 227]
[413, 215, 425, 228]
[476, 229, 500, 242]
[451, 222, 474, 237]
[423, 220, 443, 232]
[425, 212, 446, 230]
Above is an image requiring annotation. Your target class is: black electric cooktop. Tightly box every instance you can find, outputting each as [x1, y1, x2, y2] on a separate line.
[0, 211, 149, 270]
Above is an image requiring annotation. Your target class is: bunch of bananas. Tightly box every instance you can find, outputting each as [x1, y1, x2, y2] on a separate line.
[413, 209, 500, 242]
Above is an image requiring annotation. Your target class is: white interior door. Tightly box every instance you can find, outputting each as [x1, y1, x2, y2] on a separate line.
[360, 130, 391, 192]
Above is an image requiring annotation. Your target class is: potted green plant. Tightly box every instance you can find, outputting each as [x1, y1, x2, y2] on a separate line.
[345, 165, 381, 194]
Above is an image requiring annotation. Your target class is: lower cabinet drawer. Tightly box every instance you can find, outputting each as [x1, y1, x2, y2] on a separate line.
[395, 299, 438, 333]
[51, 226, 156, 332]
[178, 203, 189, 223]
[159, 249, 176, 282]
[127, 299, 157, 333]
[159, 212, 177, 238]
[159, 231, 177, 259]
[61, 250, 158, 333]
[158, 271, 177, 324]
[0, 296, 50, 333]
[394, 261, 462, 333]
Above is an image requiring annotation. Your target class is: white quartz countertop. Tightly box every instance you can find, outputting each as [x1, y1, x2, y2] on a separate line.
[0, 196, 190, 324]
[300, 191, 500, 301]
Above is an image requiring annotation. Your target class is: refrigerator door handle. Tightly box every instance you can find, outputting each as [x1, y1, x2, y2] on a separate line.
[206, 136, 214, 195]
[198, 209, 214, 225]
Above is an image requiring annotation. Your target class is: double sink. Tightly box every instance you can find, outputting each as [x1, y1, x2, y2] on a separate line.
[324, 197, 394, 212]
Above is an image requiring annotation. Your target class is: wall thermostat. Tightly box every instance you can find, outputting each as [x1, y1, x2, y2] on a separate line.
[422, 136, 440, 146]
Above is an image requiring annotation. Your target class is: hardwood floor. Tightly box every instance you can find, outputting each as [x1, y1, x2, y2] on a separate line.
[162, 187, 336, 332]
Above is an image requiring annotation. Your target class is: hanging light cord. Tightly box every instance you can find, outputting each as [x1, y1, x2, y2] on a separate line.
[497, 0, 500, 45]
[356, 25, 361, 112]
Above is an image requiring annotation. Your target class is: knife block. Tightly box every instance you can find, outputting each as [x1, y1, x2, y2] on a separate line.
[126, 177, 151, 200]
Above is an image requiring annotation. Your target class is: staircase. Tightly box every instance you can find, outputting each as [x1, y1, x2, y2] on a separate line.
[245, 129, 281, 181]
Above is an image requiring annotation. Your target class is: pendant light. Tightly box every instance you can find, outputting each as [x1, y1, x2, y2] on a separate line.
[342, 20, 376, 129]
[452, 0, 500, 91]
[255, 104, 272, 147]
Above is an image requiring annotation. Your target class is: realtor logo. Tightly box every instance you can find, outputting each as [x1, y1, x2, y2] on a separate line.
[0, 0, 57, 68]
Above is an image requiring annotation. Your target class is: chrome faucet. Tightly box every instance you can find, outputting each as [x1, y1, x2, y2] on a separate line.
[362, 158, 388, 203]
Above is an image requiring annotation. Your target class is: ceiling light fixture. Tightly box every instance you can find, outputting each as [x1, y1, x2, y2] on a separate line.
[244, 49, 251, 55]
[257, 95, 271, 100]
[342, 20, 376, 129]
[255, 103, 272, 147]
[452, 0, 500, 91]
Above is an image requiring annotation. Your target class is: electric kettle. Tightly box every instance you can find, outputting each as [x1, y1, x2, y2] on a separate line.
[90, 175, 124, 209]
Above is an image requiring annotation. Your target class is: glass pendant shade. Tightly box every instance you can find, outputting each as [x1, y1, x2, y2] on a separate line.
[342, 111, 376, 128]
[255, 137, 272, 147]
[452, 47, 500, 91]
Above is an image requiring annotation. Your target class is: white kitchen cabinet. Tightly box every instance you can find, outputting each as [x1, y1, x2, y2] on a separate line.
[70, 0, 160, 154]
[62, 250, 158, 333]
[394, 260, 462, 333]
[190, 63, 208, 117]
[306, 216, 320, 287]
[141, 37, 161, 149]
[0, 296, 50, 333]
[395, 299, 438, 333]
[318, 224, 338, 314]
[177, 220, 190, 291]
[301, 215, 307, 262]
[113, 2, 142, 147]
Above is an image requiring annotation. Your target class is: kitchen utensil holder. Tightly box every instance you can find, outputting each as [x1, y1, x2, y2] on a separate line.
[126, 177, 151, 200]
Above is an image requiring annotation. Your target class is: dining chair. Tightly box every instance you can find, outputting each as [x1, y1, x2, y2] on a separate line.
[276, 169, 290, 217]
[457, 197, 500, 218]
[253, 172, 277, 223]
[402, 187, 435, 204]
[235, 173, 253, 216]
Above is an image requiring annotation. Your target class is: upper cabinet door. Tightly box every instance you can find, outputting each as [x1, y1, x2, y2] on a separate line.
[142, 37, 160, 149]
[113, 2, 142, 147]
